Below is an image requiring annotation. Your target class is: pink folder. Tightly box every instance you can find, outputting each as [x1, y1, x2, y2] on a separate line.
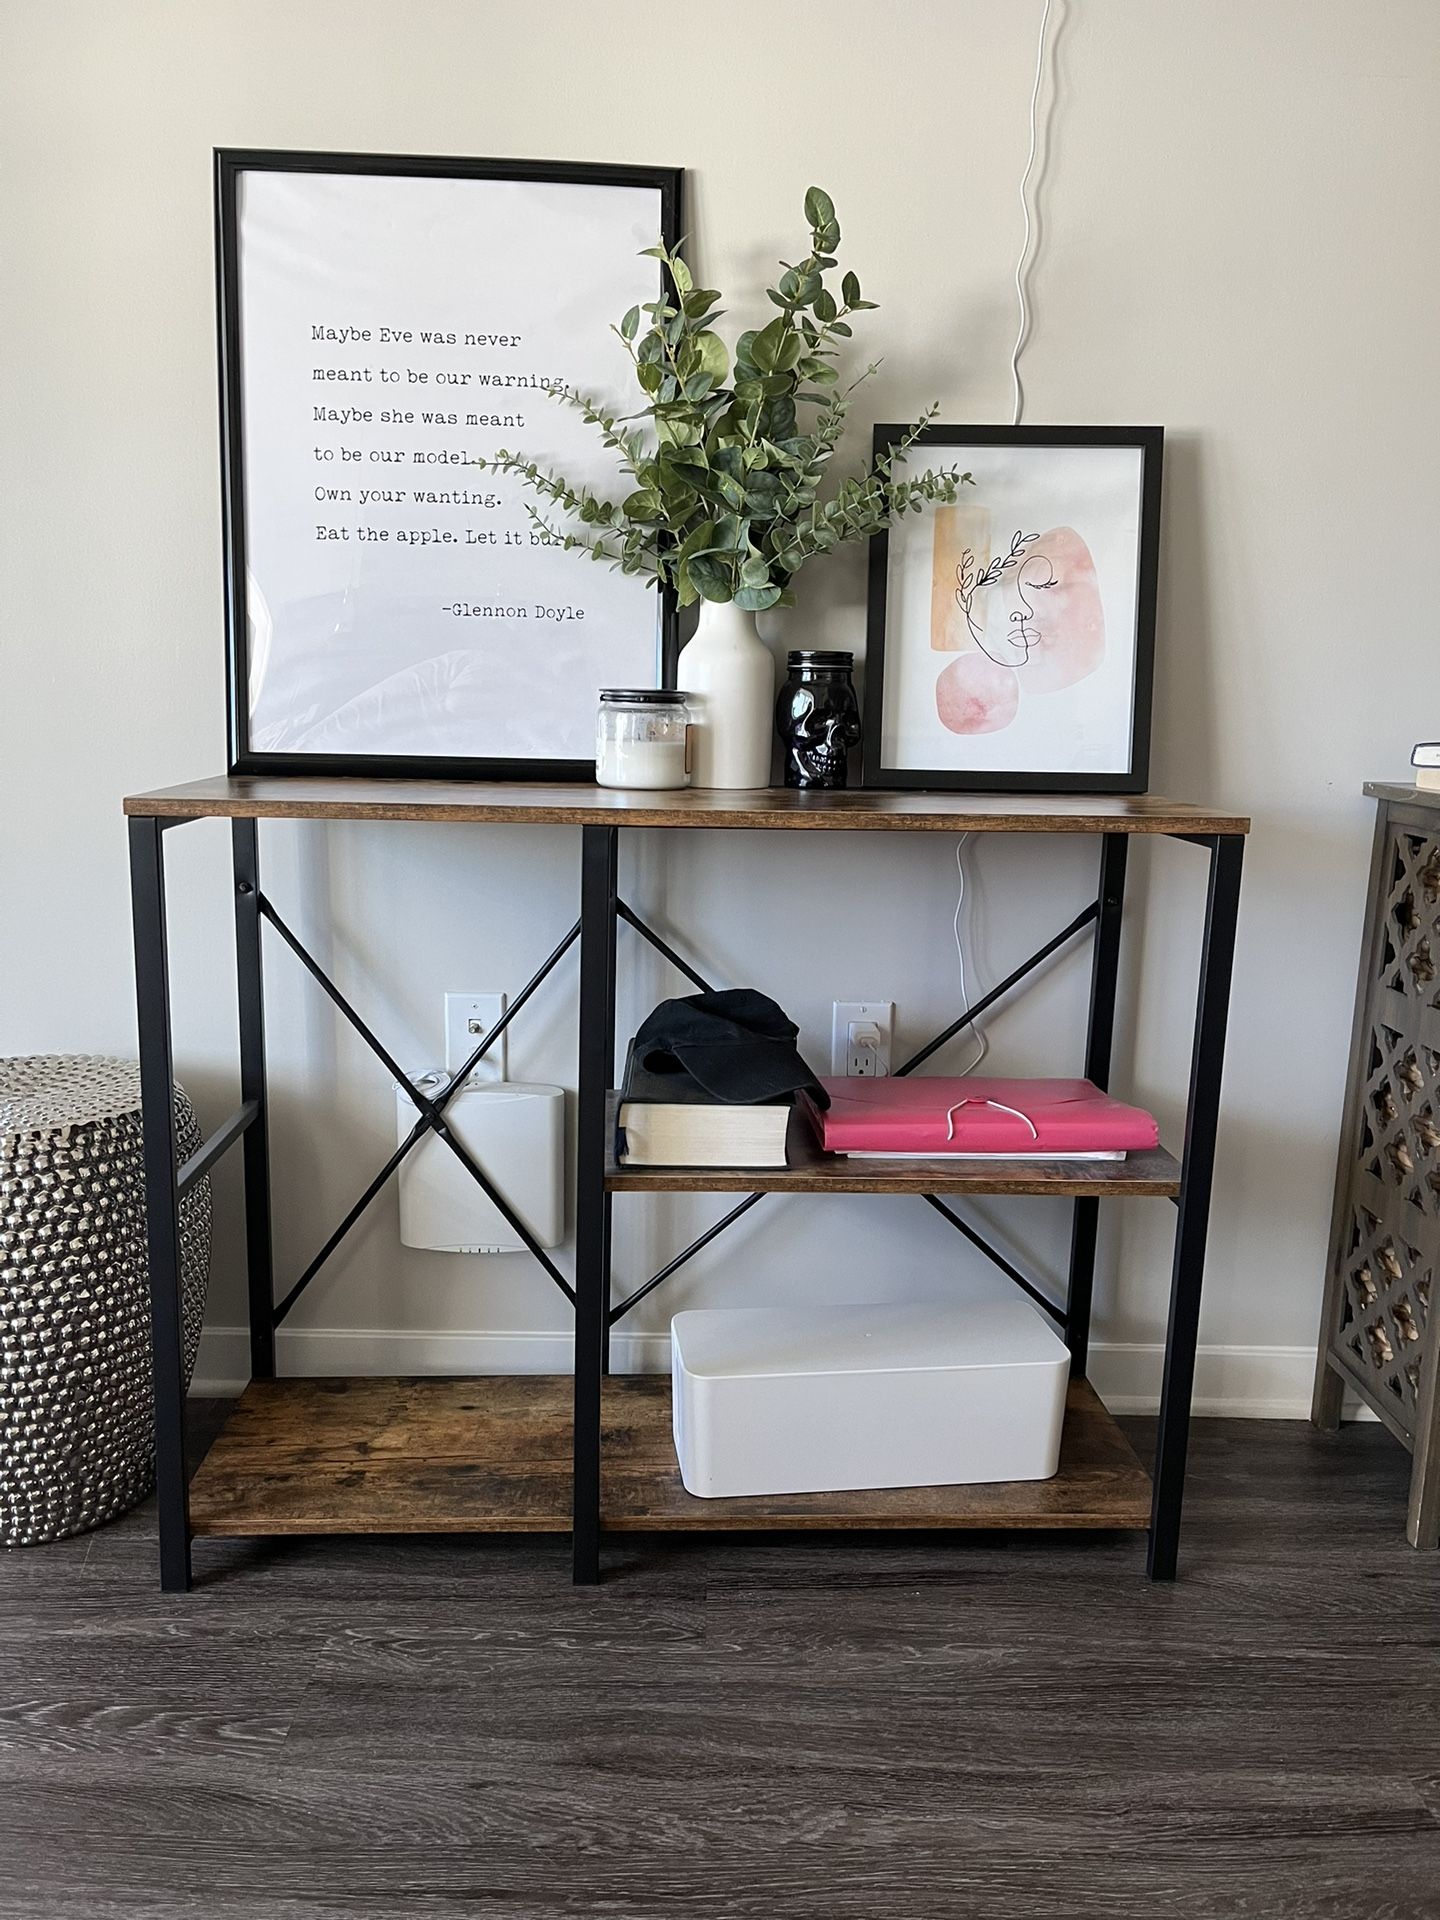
[804, 1077, 1159, 1157]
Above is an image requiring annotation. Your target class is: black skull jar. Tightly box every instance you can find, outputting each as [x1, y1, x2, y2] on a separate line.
[775, 650, 863, 790]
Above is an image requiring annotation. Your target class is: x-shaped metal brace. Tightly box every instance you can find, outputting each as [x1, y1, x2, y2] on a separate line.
[257, 895, 582, 1323]
[606, 890, 1103, 1330]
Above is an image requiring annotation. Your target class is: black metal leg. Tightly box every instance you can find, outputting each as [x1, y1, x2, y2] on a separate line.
[129, 816, 192, 1594]
[573, 826, 618, 1583]
[1148, 834, 1245, 1581]
[232, 820, 275, 1380]
[600, 1192, 614, 1376]
[1066, 835, 1128, 1373]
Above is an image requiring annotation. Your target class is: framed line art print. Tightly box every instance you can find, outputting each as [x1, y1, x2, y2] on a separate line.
[863, 424, 1162, 794]
[216, 148, 682, 780]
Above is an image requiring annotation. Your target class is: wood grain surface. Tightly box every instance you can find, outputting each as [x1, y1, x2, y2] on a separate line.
[2, 1402, 1438, 1918]
[606, 1094, 1182, 1196]
[602, 1376, 1152, 1530]
[187, 1375, 1151, 1537]
[122, 773, 1250, 836]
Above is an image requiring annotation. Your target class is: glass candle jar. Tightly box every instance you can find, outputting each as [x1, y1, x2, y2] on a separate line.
[595, 689, 692, 790]
[775, 650, 862, 789]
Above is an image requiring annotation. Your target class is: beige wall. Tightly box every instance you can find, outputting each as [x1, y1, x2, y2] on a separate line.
[3, 0, 1436, 1407]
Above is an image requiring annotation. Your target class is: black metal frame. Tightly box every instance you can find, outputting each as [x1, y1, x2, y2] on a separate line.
[130, 810, 1241, 1593]
[569, 825, 1243, 1584]
[861, 423, 1162, 794]
[128, 811, 581, 1590]
[215, 147, 682, 782]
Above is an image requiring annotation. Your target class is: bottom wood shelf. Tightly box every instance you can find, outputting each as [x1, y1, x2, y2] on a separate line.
[603, 1375, 1152, 1531]
[188, 1373, 1153, 1538]
[188, 1375, 574, 1536]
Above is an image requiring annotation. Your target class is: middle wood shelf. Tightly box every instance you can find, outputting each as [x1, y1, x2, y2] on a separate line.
[604, 1095, 1181, 1197]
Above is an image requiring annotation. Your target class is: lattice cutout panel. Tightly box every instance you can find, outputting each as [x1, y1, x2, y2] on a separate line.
[1336, 1204, 1432, 1426]
[1325, 817, 1440, 1443]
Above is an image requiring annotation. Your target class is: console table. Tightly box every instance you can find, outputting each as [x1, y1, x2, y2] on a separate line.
[124, 777, 1247, 1590]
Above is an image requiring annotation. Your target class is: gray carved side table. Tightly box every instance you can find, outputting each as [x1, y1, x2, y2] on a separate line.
[1314, 784, 1440, 1545]
[0, 1056, 211, 1546]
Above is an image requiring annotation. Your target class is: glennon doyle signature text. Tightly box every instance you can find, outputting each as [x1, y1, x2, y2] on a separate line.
[441, 603, 586, 621]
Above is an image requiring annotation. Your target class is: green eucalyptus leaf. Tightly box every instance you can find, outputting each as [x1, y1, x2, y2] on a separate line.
[804, 186, 835, 231]
[748, 320, 783, 373]
[688, 553, 733, 602]
[619, 305, 640, 342]
[622, 488, 663, 522]
[670, 254, 693, 294]
[841, 270, 861, 306]
[734, 581, 783, 611]
[694, 330, 729, 381]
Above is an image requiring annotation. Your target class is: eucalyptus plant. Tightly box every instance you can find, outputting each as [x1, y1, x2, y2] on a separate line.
[486, 188, 971, 612]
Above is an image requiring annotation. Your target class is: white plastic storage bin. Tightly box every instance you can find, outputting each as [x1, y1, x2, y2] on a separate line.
[671, 1300, 1070, 1498]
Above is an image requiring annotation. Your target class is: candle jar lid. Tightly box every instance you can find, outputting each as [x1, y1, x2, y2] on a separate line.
[599, 687, 691, 704]
[785, 650, 853, 671]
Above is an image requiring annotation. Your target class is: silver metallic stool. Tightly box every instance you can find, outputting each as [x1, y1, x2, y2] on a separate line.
[1, 1055, 211, 1546]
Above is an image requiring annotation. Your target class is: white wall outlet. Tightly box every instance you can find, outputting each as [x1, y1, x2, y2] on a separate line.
[445, 992, 507, 1080]
[830, 1000, 894, 1078]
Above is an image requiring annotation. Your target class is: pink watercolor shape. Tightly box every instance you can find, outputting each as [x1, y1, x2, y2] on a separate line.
[936, 524, 1104, 735]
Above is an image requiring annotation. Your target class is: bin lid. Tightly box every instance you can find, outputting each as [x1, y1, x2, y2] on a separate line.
[671, 1300, 1069, 1380]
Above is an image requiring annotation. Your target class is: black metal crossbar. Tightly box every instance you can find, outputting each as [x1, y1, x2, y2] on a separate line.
[177, 1099, 258, 1195]
[894, 898, 1101, 1077]
[259, 901, 582, 1320]
[921, 1194, 1067, 1326]
[607, 896, 1104, 1325]
[609, 1193, 768, 1325]
[616, 900, 716, 994]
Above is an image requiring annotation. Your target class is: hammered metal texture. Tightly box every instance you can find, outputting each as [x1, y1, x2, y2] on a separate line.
[1, 1056, 211, 1546]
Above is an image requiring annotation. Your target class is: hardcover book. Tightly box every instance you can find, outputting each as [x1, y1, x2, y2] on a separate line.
[616, 1042, 798, 1168]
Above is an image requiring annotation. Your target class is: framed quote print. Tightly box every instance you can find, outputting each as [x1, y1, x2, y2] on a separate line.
[863, 424, 1162, 794]
[216, 148, 682, 779]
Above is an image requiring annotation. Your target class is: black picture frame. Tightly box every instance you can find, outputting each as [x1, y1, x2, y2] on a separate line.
[862, 423, 1162, 794]
[216, 147, 683, 781]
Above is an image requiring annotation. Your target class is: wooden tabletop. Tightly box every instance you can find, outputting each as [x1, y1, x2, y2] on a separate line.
[124, 775, 1249, 835]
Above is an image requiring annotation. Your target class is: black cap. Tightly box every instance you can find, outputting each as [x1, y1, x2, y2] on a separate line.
[634, 989, 830, 1108]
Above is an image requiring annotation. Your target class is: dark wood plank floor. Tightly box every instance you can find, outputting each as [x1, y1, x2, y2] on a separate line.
[2, 1405, 1438, 1918]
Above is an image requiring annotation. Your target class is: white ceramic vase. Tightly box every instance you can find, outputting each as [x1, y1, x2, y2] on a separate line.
[680, 599, 775, 790]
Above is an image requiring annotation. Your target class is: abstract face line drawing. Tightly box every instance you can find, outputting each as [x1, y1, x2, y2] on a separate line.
[934, 511, 1106, 736]
[954, 529, 1058, 664]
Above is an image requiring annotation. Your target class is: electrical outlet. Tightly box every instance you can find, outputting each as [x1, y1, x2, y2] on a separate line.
[830, 1000, 894, 1077]
[445, 992, 507, 1079]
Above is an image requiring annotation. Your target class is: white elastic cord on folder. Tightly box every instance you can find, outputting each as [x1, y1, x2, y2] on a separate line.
[945, 1097, 1040, 1144]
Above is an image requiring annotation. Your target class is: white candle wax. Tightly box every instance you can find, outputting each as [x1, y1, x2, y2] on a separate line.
[596, 734, 690, 790]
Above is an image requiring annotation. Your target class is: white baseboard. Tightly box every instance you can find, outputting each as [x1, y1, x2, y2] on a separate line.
[194, 1325, 1374, 1421]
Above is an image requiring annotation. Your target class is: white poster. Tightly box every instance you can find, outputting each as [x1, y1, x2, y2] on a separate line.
[875, 434, 1157, 786]
[225, 158, 674, 771]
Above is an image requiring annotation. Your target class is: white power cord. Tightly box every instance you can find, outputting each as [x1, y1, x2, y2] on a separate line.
[1008, 0, 1055, 427]
[953, 834, 987, 1075]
